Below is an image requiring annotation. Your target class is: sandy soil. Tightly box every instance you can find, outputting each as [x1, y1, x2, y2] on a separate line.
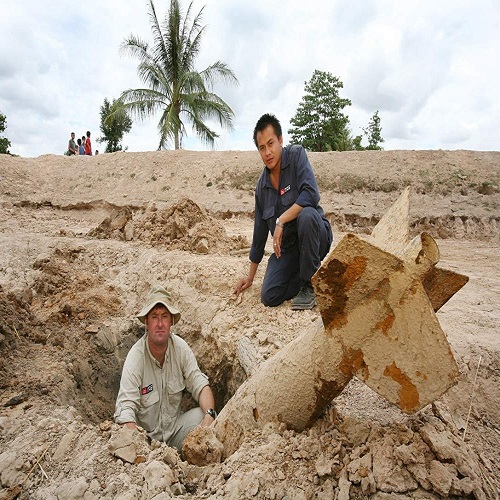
[0, 150, 498, 499]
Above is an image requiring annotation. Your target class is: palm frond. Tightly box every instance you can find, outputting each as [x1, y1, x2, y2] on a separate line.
[119, 0, 238, 149]
[200, 61, 239, 88]
[120, 35, 151, 63]
[181, 2, 205, 70]
[147, 0, 169, 70]
[119, 88, 167, 119]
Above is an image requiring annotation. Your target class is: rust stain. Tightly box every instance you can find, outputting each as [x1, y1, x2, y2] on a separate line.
[383, 362, 420, 412]
[314, 256, 367, 330]
[415, 370, 428, 380]
[313, 259, 349, 330]
[302, 348, 370, 427]
[375, 313, 395, 335]
[339, 348, 369, 380]
[306, 371, 350, 428]
[344, 256, 367, 288]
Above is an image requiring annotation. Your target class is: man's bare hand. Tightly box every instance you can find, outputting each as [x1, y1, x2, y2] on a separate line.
[234, 276, 253, 296]
[122, 422, 137, 431]
[273, 225, 284, 258]
[200, 413, 215, 427]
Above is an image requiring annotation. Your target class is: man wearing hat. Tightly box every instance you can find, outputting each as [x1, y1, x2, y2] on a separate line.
[114, 286, 216, 451]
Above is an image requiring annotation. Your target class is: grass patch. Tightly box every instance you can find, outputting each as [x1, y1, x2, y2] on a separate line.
[477, 182, 498, 195]
[317, 173, 403, 194]
[226, 171, 260, 191]
[336, 174, 367, 193]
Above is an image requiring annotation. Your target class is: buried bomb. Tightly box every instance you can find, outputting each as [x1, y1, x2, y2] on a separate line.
[183, 188, 468, 465]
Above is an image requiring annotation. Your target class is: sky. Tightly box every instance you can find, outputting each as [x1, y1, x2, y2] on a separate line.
[0, 0, 499, 157]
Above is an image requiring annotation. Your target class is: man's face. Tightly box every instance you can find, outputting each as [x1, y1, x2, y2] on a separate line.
[71, 133, 75, 139]
[256, 125, 283, 174]
[146, 304, 172, 349]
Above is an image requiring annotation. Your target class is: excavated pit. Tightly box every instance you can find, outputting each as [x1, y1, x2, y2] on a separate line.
[0, 199, 250, 426]
[1, 147, 499, 497]
[0, 286, 242, 429]
[1, 197, 498, 429]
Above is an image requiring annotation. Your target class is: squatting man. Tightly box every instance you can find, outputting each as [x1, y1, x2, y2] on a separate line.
[114, 286, 216, 451]
[234, 113, 333, 310]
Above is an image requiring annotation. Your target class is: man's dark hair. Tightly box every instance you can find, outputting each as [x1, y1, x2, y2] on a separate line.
[253, 113, 282, 147]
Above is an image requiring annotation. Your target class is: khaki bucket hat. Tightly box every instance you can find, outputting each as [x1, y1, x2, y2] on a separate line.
[136, 285, 181, 325]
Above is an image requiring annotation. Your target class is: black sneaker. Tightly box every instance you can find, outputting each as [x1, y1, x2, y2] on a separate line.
[291, 280, 317, 310]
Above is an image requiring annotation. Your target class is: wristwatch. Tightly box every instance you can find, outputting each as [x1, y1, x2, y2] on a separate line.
[206, 408, 217, 419]
[276, 218, 284, 228]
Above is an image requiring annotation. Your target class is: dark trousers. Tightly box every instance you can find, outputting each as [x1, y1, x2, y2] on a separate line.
[261, 207, 333, 307]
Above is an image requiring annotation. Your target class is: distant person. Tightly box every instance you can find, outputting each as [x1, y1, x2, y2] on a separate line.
[67, 132, 77, 155]
[114, 286, 216, 451]
[234, 113, 333, 310]
[77, 138, 85, 155]
[84, 130, 92, 156]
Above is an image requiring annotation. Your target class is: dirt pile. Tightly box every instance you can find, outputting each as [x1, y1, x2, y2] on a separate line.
[88, 198, 248, 254]
[0, 150, 499, 499]
[1, 399, 496, 499]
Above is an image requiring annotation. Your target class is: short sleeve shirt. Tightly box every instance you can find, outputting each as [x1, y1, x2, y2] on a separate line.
[114, 333, 209, 442]
[84, 138, 92, 155]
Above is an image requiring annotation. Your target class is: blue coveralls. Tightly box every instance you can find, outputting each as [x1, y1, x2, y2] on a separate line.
[249, 145, 333, 307]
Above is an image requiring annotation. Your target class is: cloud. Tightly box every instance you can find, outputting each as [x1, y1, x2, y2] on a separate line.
[0, 0, 499, 156]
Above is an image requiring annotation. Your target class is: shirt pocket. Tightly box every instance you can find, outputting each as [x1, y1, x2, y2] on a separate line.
[280, 189, 298, 210]
[167, 378, 185, 417]
[137, 390, 159, 432]
[140, 390, 159, 407]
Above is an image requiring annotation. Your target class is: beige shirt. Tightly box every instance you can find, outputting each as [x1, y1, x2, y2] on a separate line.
[114, 333, 209, 442]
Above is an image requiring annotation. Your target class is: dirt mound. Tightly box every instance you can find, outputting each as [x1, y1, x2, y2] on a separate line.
[31, 244, 123, 322]
[88, 198, 249, 254]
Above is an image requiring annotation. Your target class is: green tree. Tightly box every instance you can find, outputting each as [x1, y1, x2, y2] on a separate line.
[119, 0, 238, 150]
[352, 135, 365, 151]
[363, 110, 384, 150]
[334, 128, 354, 152]
[97, 98, 133, 153]
[0, 111, 12, 155]
[288, 70, 352, 152]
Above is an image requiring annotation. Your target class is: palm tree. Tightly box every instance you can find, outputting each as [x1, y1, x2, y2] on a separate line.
[119, 0, 238, 150]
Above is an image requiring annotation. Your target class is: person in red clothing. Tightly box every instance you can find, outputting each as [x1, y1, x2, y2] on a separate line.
[84, 130, 92, 155]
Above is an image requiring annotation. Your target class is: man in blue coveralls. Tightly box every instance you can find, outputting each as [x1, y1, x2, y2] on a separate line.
[234, 113, 333, 310]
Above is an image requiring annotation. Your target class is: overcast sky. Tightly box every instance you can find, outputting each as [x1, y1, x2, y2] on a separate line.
[1, 0, 499, 157]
